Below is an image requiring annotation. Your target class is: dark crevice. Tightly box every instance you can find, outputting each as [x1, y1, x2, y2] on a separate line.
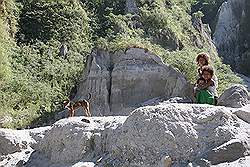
[107, 58, 114, 113]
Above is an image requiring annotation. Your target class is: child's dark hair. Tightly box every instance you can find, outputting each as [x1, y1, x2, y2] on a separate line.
[202, 65, 214, 76]
[197, 77, 206, 84]
[196, 53, 210, 65]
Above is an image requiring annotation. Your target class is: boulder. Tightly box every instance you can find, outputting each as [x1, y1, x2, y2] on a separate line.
[34, 116, 127, 164]
[101, 104, 250, 166]
[205, 139, 249, 165]
[74, 49, 111, 116]
[74, 48, 189, 116]
[211, 156, 250, 167]
[0, 129, 32, 156]
[233, 104, 250, 123]
[0, 127, 50, 167]
[29, 126, 52, 145]
[218, 84, 249, 108]
[140, 96, 192, 108]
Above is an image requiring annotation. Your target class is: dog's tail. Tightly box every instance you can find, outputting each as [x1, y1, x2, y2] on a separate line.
[87, 93, 91, 101]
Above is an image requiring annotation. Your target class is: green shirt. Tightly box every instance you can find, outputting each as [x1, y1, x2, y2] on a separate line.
[196, 89, 215, 105]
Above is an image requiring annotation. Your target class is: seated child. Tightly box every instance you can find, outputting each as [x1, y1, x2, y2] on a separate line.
[195, 66, 217, 105]
[193, 77, 206, 98]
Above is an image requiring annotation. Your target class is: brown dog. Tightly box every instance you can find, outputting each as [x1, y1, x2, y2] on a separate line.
[63, 93, 91, 117]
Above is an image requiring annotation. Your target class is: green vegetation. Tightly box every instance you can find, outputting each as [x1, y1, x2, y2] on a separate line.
[0, 18, 12, 86]
[0, 0, 91, 128]
[0, 0, 241, 128]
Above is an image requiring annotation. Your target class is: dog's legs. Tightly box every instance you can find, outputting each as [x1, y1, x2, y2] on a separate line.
[68, 110, 72, 117]
[71, 109, 75, 117]
[86, 103, 91, 117]
[83, 105, 91, 117]
[69, 109, 75, 117]
[87, 105, 91, 117]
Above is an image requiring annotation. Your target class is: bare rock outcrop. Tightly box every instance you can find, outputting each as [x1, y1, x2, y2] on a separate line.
[211, 156, 250, 167]
[1, 104, 250, 167]
[75, 48, 189, 116]
[75, 49, 111, 116]
[102, 104, 250, 166]
[24, 116, 127, 167]
[126, 0, 139, 14]
[0, 127, 50, 167]
[192, 13, 217, 55]
[233, 104, 250, 123]
[218, 84, 249, 108]
[206, 139, 248, 165]
[35, 117, 126, 164]
[213, 0, 245, 71]
[0, 129, 29, 156]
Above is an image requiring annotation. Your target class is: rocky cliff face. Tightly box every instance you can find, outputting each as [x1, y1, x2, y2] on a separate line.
[192, 14, 217, 56]
[74, 48, 189, 116]
[1, 104, 250, 167]
[125, 0, 139, 14]
[238, 0, 250, 75]
[213, 0, 250, 75]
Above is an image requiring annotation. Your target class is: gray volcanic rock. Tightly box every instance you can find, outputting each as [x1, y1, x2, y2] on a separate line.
[233, 104, 250, 123]
[30, 116, 127, 165]
[0, 128, 44, 156]
[110, 48, 188, 115]
[0, 129, 26, 156]
[211, 156, 250, 167]
[75, 48, 189, 116]
[75, 49, 111, 116]
[238, 1, 250, 75]
[206, 139, 248, 165]
[192, 14, 217, 55]
[0, 127, 50, 167]
[218, 84, 249, 108]
[1, 104, 250, 167]
[101, 104, 250, 167]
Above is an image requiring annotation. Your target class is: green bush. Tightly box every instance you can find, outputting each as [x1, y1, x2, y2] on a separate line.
[0, 0, 92, 128]
[0, 18, 12, 85]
